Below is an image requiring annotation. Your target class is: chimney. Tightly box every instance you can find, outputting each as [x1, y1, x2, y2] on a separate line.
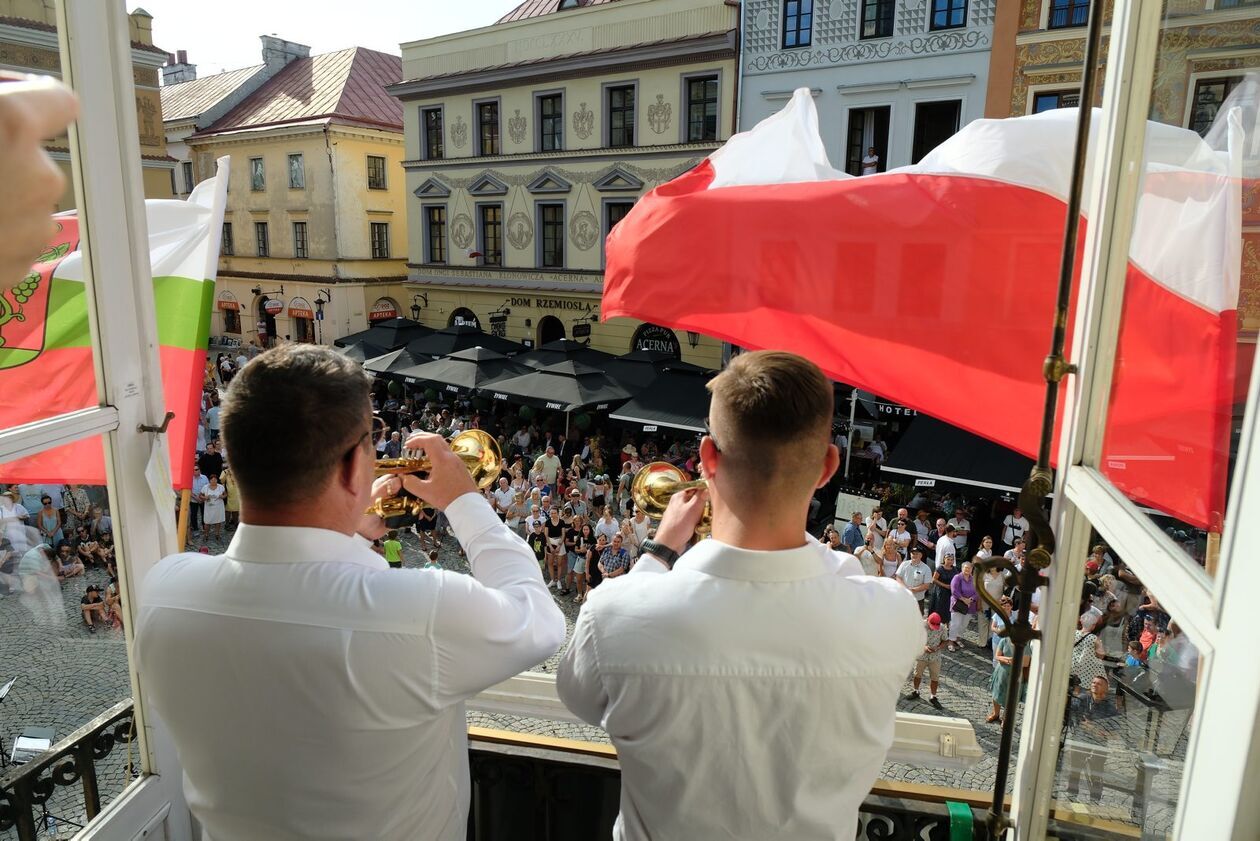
[162, 50, 197, 85]
[260, 35, 311, 73]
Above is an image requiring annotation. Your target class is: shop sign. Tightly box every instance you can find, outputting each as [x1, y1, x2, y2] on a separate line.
[914, 479, 936, 488]
[492, 392, 509, 401]
[217, 291, 239, 311]
[489, 313, 507, 338]
[369, 298, 398, 321]
[288, 297, 314, 319]
[508, 296, 593, 312]
[264, 298, 284, 315]
[450, 307, 481, 330]
[879, 404, 918, 417]
[643, 425, 658, 432]
[572, 323, 592, 339]
[631, 323, 681, 359]
[545, 401, 564, 410]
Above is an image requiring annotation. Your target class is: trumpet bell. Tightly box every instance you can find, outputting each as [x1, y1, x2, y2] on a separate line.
[630, 461, 712, 537]
[367, 429, 503, 518]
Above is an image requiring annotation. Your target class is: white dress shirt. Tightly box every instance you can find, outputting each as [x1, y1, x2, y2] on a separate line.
[135, 493, 565, 841]
[558, 536, 923, 841]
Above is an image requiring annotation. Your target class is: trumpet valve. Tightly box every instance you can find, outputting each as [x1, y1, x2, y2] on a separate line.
[375, 458, 428, 476]
[365, 496, 425, 518]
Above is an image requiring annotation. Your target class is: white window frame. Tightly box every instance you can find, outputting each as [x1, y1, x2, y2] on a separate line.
[1011, 1, 1260, 838]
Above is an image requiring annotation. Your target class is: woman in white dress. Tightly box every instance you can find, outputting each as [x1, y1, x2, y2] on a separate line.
[201, 474, 226, 540]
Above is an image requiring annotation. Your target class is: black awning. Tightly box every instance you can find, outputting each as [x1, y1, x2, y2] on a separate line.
[609, 368, 715, 433]
[880, 416, 1037, 495]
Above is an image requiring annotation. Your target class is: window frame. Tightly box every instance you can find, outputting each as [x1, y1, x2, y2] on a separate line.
[477, 202, 504, 267]
[601, 198, 636, 268]
[781, 0, 814, 48]
[603, 81, 638, 149]
[287, 153, 305, 190]
[473, 97, 502, 157]
[421, 105, 445, 160]
[369, 221, 391, 259]
[367, 154, 388, 191]
[928, 0, 967, 30]
[223, 307, 242, 334]
[1183, 71, 1245, 136]
[681, 72, 722, 144]
[254, 220, 269, 257]
[221, 221, 234, 256]
[424, 203, 448, 265]
[536, 201, 566, 269]
[181, 160, 194, 193]
[536, 90, 565, 153]
[860, 0, 895, 39]
[1027, 86, 1081, 114]
[292, 220, 308, 259]
[249, 156, 265, 191]
[1045, 0, 1090, 30]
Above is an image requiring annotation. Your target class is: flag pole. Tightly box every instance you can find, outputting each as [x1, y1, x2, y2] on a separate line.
[176, 488, 190, 552]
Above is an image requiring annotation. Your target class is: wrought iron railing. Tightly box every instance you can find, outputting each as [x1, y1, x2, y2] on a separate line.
[0, 699, 137, 841]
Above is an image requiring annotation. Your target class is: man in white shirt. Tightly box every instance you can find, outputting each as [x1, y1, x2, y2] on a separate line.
[861, 146, 880, 175]
[896, 546, 933, 610]
[1001, 507, 1029, 552]
[558, 351, 922, 841]
[866, 506, 888, 552]
[935, 524, 958, 570]
[947, 508, 970, 557]
[491, 476, 516, 521]
[135, 345, 565, 841]
[533, 445, 562, 492]
[189, 466, 208, 534]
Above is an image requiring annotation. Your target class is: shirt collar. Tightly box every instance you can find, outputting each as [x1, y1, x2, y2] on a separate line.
[675, 535, 834, 582]
[225, 524, 386, 569]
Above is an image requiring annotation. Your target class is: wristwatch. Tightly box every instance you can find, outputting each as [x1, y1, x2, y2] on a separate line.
[640, 539, 680, 569]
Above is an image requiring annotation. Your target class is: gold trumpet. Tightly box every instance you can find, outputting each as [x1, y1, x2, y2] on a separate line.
[366, 429, 502, 519]
[630, 461, 712, 537]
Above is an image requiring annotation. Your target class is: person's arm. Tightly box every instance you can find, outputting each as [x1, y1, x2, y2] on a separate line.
[556, 592, 610, 727]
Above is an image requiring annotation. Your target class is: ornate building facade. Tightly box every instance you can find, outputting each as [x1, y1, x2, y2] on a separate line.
[389, 0, 738, 367]
[739, 0, 996, 175]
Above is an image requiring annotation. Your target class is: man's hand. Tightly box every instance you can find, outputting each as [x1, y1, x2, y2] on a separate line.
[403, 431, 477, 510]
[356, 475, 401, 541]
[652, 486, 709, 557]
[0, 74, 78, 293]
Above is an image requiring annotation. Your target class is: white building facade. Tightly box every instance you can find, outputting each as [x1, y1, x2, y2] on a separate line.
[738, 0, 995, 174]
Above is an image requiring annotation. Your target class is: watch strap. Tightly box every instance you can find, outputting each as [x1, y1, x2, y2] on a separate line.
[640, 539, 679, 568]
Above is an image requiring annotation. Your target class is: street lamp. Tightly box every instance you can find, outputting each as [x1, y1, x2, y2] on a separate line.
[314, 288, 331, 345]
[410, 293, 428, 321]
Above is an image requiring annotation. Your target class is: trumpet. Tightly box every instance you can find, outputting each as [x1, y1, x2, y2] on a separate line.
[630, 461, 712, 538]
[365, 429, 502, 519]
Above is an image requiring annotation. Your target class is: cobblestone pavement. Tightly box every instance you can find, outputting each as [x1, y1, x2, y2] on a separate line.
[0, 524, 1185, 837]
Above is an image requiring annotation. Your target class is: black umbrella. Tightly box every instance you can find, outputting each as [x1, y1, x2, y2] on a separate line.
[604, 350, 708, 391]
[363, 348, 431, 381]
[514, 338, 616, 370]
[394, 347, 530, 395]
[335, 317, 432, 351]
[609, 368, 715, 432]
[337, 341, 391, 364]
[486, 359, 632, 413]
[404, 325, 524, 359]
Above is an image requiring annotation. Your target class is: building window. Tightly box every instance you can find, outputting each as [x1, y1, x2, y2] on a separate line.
[1047, 0, 1089, 29]
[249, 157, 265, 191]
[1189, 76, 1242, 136]
[478, 204, 502, 266]
[911, 100, 962, 164]
[254, 221, 269, 257]
[182, 160, 194, 193]
[221, 222, 234, 256]
[1032, 90, 1080, 114]
[370, 222, 390, 258]
[607, 85, 635, 148]
[422, 107, 444, 160]
[538, 93, 564, 152]
[223, 308, 241, 334]
[367, 155, 387, 190]
[845, 106, 890, 176]
[605, 201, 634, 233]
[782, 0, 813, 48]
[288, 154, 304, 189]
[861, 0, 895, 37]
[292, 221, 308, 258]
[930, 0, 966, 29]
[539, 203, 565, 269]
[476, 100, 500, 156]
[685, 76, 720, 143]
[169, 169, 177, 195]
[425, 205, 447, 264]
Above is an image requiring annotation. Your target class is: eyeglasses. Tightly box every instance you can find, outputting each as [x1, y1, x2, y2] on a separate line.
[346, 416, 388, 461]
[703, 418, 721, 453]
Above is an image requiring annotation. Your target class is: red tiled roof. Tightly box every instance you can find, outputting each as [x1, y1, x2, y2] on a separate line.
[497, 0, 621, 24]
[0, 15, 168, 55]
[160, 64, 264, 122]
[195, 47, 402, 137]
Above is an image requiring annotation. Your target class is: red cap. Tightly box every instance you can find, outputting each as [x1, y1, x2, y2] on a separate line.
[927, 612, 942, 629]
[1085, 560, 1100, 573]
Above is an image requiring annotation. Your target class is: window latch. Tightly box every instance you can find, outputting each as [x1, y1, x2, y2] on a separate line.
[138, 411, 175, 434]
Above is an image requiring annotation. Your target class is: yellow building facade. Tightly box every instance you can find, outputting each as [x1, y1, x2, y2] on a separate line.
[183, 47, 411, 347]
[0, 0, 174, 207]
[391, 0, 739, 368]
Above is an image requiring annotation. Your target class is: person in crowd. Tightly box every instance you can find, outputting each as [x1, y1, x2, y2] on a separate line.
[825, 527, 845, 553]
[596, 532, 632, 580]
[925, 517, 947, 561]
[880, 534, 902, 578]
[54, 542, 84, 581]
[533, 445, 562, 494]
[199, 440, 224, 481]
[929, 551, 958, 630]
[1137, 615, 1160, 661]
[189, 466, 208, 534]
[1071, 611, 1113, 687]
[619, 519, 641, 560]
[594, 505, 620, 545]
[988, 621, 1032, 724]
[975, 534, 994, 560]
[890, 517, 913, 560]
[854, 530, 880, 576]
[1001, 507, 1028, 553]
[544, 506, 567, 591]
[35, 494, 62, 548]
[935, 524, 957, 571]
[0, 489, 31, 553]
[81, 583, 107, 633]
[524, 503, 544, 535]
[629, 505, 652, 547]
[897, 545, 933, 611]
[491, 477, 514, 523]
[135, 344, 565, 840]
[1123, 641, 1145, 668]
[559, 351, 922, 840]
[570, 523, 594, 603]
[979, 563, 1008, 649]
[913, 510, 933, 555]
[420, 549, 442, 571]
[1065, 675, 1120, 803]
[567, 487, 589, 522]
[201, 474, 226, 541]
[220, 465, 241, 531]
[866, 506, 888, 552]
[948, 561, 979, 651]
[841, 511, 864, 552]
[104, 576, 123, 629]
[382, 530, 404, 569]
[63, 484, 92, 535]
[590, 474, 608, 512]
[414, 503, 438, 552]
[526, 519, 547, 571]
[907, 612, 945, 709]
[505, 491, 526, 533]
[587, 533, 608, 590]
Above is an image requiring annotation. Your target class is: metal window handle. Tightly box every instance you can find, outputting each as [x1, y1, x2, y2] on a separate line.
[138, 411, 175, 434]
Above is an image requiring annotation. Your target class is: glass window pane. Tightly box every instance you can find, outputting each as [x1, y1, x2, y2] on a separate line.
[1097, 1, 1259, 574]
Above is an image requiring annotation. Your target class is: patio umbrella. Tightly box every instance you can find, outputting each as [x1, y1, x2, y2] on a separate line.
[609, 367, 715, 433]
[394, 347, 530, 395]
[363, 348, 430, 381]
[337, 341, 390, 364]
[334, 317, 432, 351]
[486, 359, 632, 413]
[604, 350, 710, 392]
[514, 338, 615, 370]
[404, 325, 524, 359]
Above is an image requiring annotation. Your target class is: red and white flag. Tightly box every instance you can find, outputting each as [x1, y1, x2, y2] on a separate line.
[603, 89, 1243, 530]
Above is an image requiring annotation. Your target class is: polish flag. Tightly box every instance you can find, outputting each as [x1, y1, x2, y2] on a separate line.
[602, 89, 1243, 530]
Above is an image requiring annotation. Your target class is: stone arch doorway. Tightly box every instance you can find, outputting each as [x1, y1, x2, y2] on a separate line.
[537, 315, 565, 346]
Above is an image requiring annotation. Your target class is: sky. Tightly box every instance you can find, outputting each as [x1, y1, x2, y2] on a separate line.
[134, 1, 525, 77]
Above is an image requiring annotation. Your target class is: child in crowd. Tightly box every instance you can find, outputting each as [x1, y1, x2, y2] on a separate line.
[422, 550, 442, 571]
[383, 530, 404, 569]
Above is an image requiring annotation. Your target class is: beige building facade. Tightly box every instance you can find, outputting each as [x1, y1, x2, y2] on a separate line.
[390, 0, 739, 368]
[0, 0, 174, 207]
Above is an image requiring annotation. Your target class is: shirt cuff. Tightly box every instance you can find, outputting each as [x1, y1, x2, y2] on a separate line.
[446, 491, 502, 545]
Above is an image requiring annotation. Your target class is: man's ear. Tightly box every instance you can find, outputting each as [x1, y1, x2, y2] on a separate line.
[340, 441, 368, 496]
[698, 436, 719, 481]
[817, 443, 840, 490]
